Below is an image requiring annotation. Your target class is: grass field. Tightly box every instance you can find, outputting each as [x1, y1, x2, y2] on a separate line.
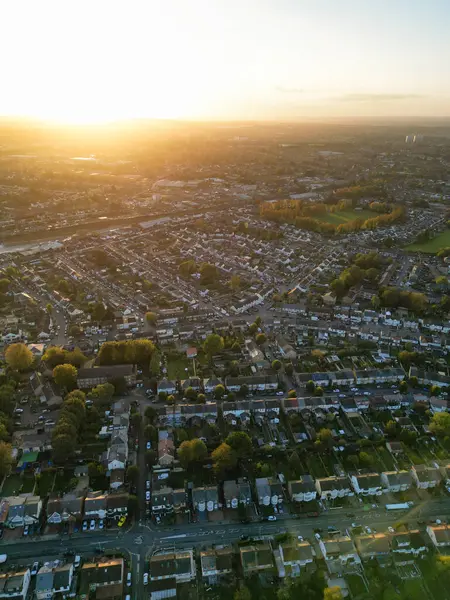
[406, 229, 450, 253]
[316, 208, 374, 225]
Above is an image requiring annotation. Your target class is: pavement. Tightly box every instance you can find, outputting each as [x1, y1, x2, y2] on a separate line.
[2, 497, 450, 599]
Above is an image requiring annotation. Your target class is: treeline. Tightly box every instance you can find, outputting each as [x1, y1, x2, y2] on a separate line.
[97, 339, 155, 366]
[331, 252, 384, 298]
[236, 222, 283, 240]
[260, 199, 405, 235]
[376, 288, 428, 313]
[333, 183, 388, 200]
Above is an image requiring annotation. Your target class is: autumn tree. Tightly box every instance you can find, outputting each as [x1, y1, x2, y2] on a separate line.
[226, 431, 252, 459]
[430, 412, 450, 437]
[53, 364, 77, 390]
[145, 311, 157, 325]
[256, 333, 267, 346]
[5, 343, 33, 371]
[214, 384, 226, 400]
[0, 442, 12, 478]
[212, 442, 237, 473]
[204, 333, 224, 358]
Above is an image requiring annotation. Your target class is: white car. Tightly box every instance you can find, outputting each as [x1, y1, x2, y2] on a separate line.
[89, 520, 96, 531]
[267, 515, 277, 521]
[143, 573, 149, 585]
[388, 527, 395, 533]
[158, 473, 169, 480]
[74, 555, 81, 568]
[365, 527, 372, 534]
[82, 521, 88, 532]
[31, 562, 39, 576]
[146, 491, 151, 502]
[146, 480, 150, 490]
[276, 391, 284, 396]
[99, 519, 104, 530]
[127, 572, 132, 587]
[146, 441, 151, 450]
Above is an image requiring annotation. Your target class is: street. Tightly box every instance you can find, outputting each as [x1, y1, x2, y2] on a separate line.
[2, 498, 450, 599]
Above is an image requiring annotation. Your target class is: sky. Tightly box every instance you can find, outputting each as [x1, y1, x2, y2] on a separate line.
[1, 0, 449, 123]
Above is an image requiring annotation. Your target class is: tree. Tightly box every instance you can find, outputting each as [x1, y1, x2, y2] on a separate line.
[90, 382, 115, 402]
[212, 442, 237, 473]
[226, 431, 252, 459]
[200, 263, 218, 284]
[145, 406, 157, 422]
[68, 325, 81, 337]
[176, 428, 189, 443]
[285, 364, 294, 376]
[158, 391, 168, 402]
[145, 311, 157, 325]
[127, 494, 139, 518]
[289, 451, 302, 477]
[167, 394, 175, 405]
[385, 420, 398, 437]
[256, 333, 267, 346]
[45, 302, 52, 314]
[430, 385, 441, 397]
[230, 274, 241, 290]
[287, 389, 297, 398]
[315, 386, 324, 396]
[197, 393, 206, 403]
[52, 434, 76, 463]
[204, 333, 224, 358]
[347, 454, 359, 468]
[130, 412, 142, 428]
[399, 380, 408, 394]
[178, 440, 193, 468]
[144, 424, 157, 443]
[126, 465, 139, 484]
[306, 380, 315, 394]
[271, 359, 282, 372]
[409, 375, 419, 388]
[149, 350, 161, 377]
[324, 587, 343, 600]
[214, 384, 226, 400]
[318, 428, 333, 446]
[191, 438, 208, 461]
[53, 364, 77, 389]
[88, 462, 104, 479]
[179, 259, 196, 277]
[430, 412, 450, 437]
[359, 451, 374, 467]
[185, 387, 197, 401]
[5, 343, 33, 371]
[234, 586, 252, 600]
[145, 449, 157, 468]
[248, 323, 258, 335]
[0, 442, 12, 478]
[239, 384, 249, 398]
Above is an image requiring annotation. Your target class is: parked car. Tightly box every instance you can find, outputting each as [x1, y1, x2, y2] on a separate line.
[143, 573, 149, 585]
[99, 519, 104, 530]
[74, 555, 81, 568]
[127, 572, 132, 587]
[89, 520, 96, 531]
[82, 521, 88, 532]
[146, 491, 151, 502]
[31, 562, 39, 576]
[146, 441, 151, 450]
[146, 480, 150, 490]
[267, 515, 277, 521]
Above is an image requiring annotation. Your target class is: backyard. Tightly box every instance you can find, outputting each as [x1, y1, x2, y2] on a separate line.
[406, 229, 450, 253]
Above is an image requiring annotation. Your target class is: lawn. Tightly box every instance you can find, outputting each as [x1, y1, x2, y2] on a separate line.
[166, 356, 191, 380]
[406, 229, 450, 253]
[36, 470, 55, 497]
[1, 474, 22, 496]
[315, 208, 374, 225]
[346, 574, 367, 597]
[21, 474, 35, 493]
[54, 469, 76, 494]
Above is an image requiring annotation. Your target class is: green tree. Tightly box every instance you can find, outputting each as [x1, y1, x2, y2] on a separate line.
[272, 359, 282, 372]
[145, 449, 157, 468]
[52, 434, 76, 464]
[287, 389, 296, 398]
[318, 428, 333, 446]
[176, 428, 189, 443]
[88, 462, 104, 480]
[306, 380, 315, 394]
[285, 364, 294, 376]
[145, 406, 157, 422]
[248, 323, 258, 335]
[179, 259, 196, 277]
[0, 442, 12, 478]
[347, 454, 359, 468]
[399, 380, 408, 394]
[197, 393, 206, 403]
[190, 438, 208, 462]
[409, 375, 419, 388]
[239, 384, 249, 397]
[5, 343, 33, 371]
[212, 442, 237, 473]
[324, 587, 343, 600]
[126, 465, 139, 484]
[214, 384, 226, 400]
[167, 394, 175, 405]
[158, 390, 168, 402]
[90, 382, 115, 401]
[230, 274, 241, 290]
[149, 350, 161, 377]
[200, 263, 218, 284]
[430, 384, 441, 397]
[45, 302, 52, 314]
[68, 325, 81, 337]
[289, 451, 302, 477]
[185, 387, 197, 401]
[315, 386, 324, 396]
[234, 586, 252, 600]
[256, 333, 267, 346]
[145, 311, 157, 325]
[178, 440, 193, 467]
[430, 412, 450, 437]
[359, 451, 374, 467]
[226, 431, 252, 458]
[130, 412, 142, 428]
[204, 333, 224, 358]
[127, 494, 139, 518]
[144, 424, 157, 443]
[53, 364, 77, 389]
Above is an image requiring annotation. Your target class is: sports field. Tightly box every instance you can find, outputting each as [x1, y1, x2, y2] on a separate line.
[405, 230, 450, 253]
[316, 208, 374, 225]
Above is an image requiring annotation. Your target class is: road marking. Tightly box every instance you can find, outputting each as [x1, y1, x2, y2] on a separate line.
[160, 534, 187, 540]
[134, 536, 144, 545]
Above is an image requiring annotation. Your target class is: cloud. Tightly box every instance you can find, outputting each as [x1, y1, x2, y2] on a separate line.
[338, 93, 425, 102]
[275, 86, 305, 94]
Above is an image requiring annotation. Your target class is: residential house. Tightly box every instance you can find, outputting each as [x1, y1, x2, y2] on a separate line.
[29, 372, 62, 406]
[35, 563, 74, 600]
[200, 546, 233, 582]
[109, 469, 125, 491]
[151, 487, 174, 514]
[350, 473, 383, 496]
[181, 403, 218, 425]
[181, 377, 203, 393]
[106, 430, 128, 471]
[255, 478, 283, 506]
[84, 492, 107, 520]
[355, 534, 391, 562]
[159, 438, 175, 467]
[430, 397, 450, 413]
[411, 465, 441, 489]
[173, 489, 188, 514]
[315, 477, 352, 501]
[192, 486, 221, 513]
[380, 471, 413, 493]
[79, 558, 124, 600]
[106, 493, 128, 520]
[240, 543, 274, 575]
[288, 477, 317, 503]
[0, 569, 31, 600]
[149, 550, 196, 583]
[5, 496, 43, 529]
[276, 541, 314, 578]
[222, 401, 251, 426]
[319, 536, 361, 574]
[157, 379, 177, 396]
[77, 365, 136, 388]
[391, 530, 428, 564]
[223, 479, 252, 508]
[47, 493, 84, 525]
[225, 375, 278, 393]
[354, 368, 404, 385]
[427, 524, 450, 548]
[149, 579, 177, 600]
